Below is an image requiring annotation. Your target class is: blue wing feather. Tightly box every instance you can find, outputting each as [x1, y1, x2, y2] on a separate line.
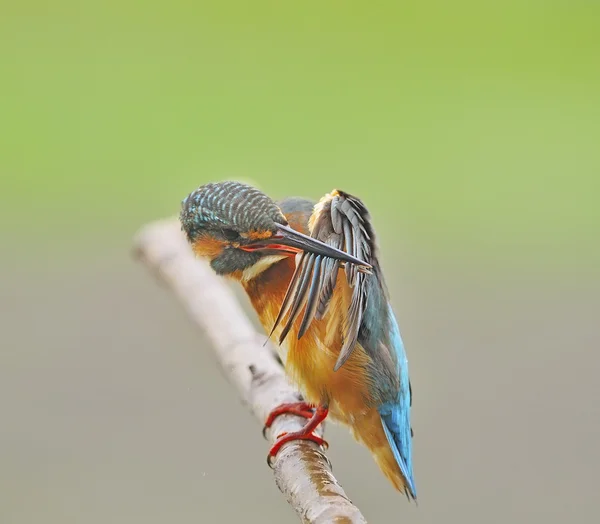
[377, 303, 417, 499]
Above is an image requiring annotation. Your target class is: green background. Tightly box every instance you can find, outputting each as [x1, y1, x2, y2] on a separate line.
[1, 2, 599, 524]
[2, 1, 598, 270]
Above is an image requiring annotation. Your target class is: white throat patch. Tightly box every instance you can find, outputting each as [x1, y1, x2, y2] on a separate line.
[241, 254, 287, 282]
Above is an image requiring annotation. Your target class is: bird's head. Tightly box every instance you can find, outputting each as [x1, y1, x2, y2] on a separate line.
[180, 181, 370, 281]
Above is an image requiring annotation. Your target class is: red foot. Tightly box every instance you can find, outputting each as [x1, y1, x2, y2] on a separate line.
[266, 405, 329, 466]
[263, 402, 315, 436]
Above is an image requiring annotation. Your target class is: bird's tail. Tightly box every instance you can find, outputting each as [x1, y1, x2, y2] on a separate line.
[380, 412, 417, 500]
[352, 407, 417, 500]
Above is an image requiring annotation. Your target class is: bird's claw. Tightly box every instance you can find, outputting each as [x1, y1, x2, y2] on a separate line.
[262, 401, 315, 439]
[266, 431, 329, 468]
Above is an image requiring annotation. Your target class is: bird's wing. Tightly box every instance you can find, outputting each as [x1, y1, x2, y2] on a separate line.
[274, 191, 416, 498]
[270, 190, 374, 371]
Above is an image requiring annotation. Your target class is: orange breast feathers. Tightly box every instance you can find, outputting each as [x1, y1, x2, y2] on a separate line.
[242, 258, 376, 421]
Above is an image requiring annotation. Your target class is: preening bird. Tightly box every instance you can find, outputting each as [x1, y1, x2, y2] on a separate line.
[180, 181, 416, 499]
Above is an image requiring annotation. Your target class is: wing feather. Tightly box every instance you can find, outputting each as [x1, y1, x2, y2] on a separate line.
[268, 252, 306, 339]
[315, 257, 339, 320]
[298, 255, 323, 338]
[270, 190, 375, 372]
[277, 253, 315, 344]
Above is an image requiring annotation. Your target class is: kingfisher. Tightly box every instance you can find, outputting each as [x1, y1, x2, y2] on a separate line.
[180, 181, 416, 499]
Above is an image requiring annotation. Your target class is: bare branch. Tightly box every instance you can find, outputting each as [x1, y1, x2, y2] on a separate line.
[133, 219, 367, 524]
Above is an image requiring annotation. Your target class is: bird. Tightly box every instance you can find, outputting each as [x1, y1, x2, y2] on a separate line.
[180, 180, 416, 500]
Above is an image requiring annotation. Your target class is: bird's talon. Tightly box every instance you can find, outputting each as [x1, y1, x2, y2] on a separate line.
[264, 405, 330, 467]
[264, 402, 315, 429]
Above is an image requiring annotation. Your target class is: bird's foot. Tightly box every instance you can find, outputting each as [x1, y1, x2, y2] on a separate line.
[265, 405, 329, 467]
[262, 401, 315, 438]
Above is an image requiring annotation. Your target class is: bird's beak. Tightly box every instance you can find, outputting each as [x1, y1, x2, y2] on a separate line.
[241, 224, 372, 270]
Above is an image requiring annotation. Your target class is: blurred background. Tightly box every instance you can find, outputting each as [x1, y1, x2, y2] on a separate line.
[1, 2, 599, 523]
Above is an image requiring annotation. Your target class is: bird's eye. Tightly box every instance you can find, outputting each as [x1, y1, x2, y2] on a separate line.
[221, 228, 240, 241]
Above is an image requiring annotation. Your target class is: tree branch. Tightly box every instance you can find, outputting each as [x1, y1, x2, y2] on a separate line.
[133, 219, 367, 524]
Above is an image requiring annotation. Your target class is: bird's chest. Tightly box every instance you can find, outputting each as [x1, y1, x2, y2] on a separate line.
[243, 260, 374, 418]
[259, 296, 373, 421]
